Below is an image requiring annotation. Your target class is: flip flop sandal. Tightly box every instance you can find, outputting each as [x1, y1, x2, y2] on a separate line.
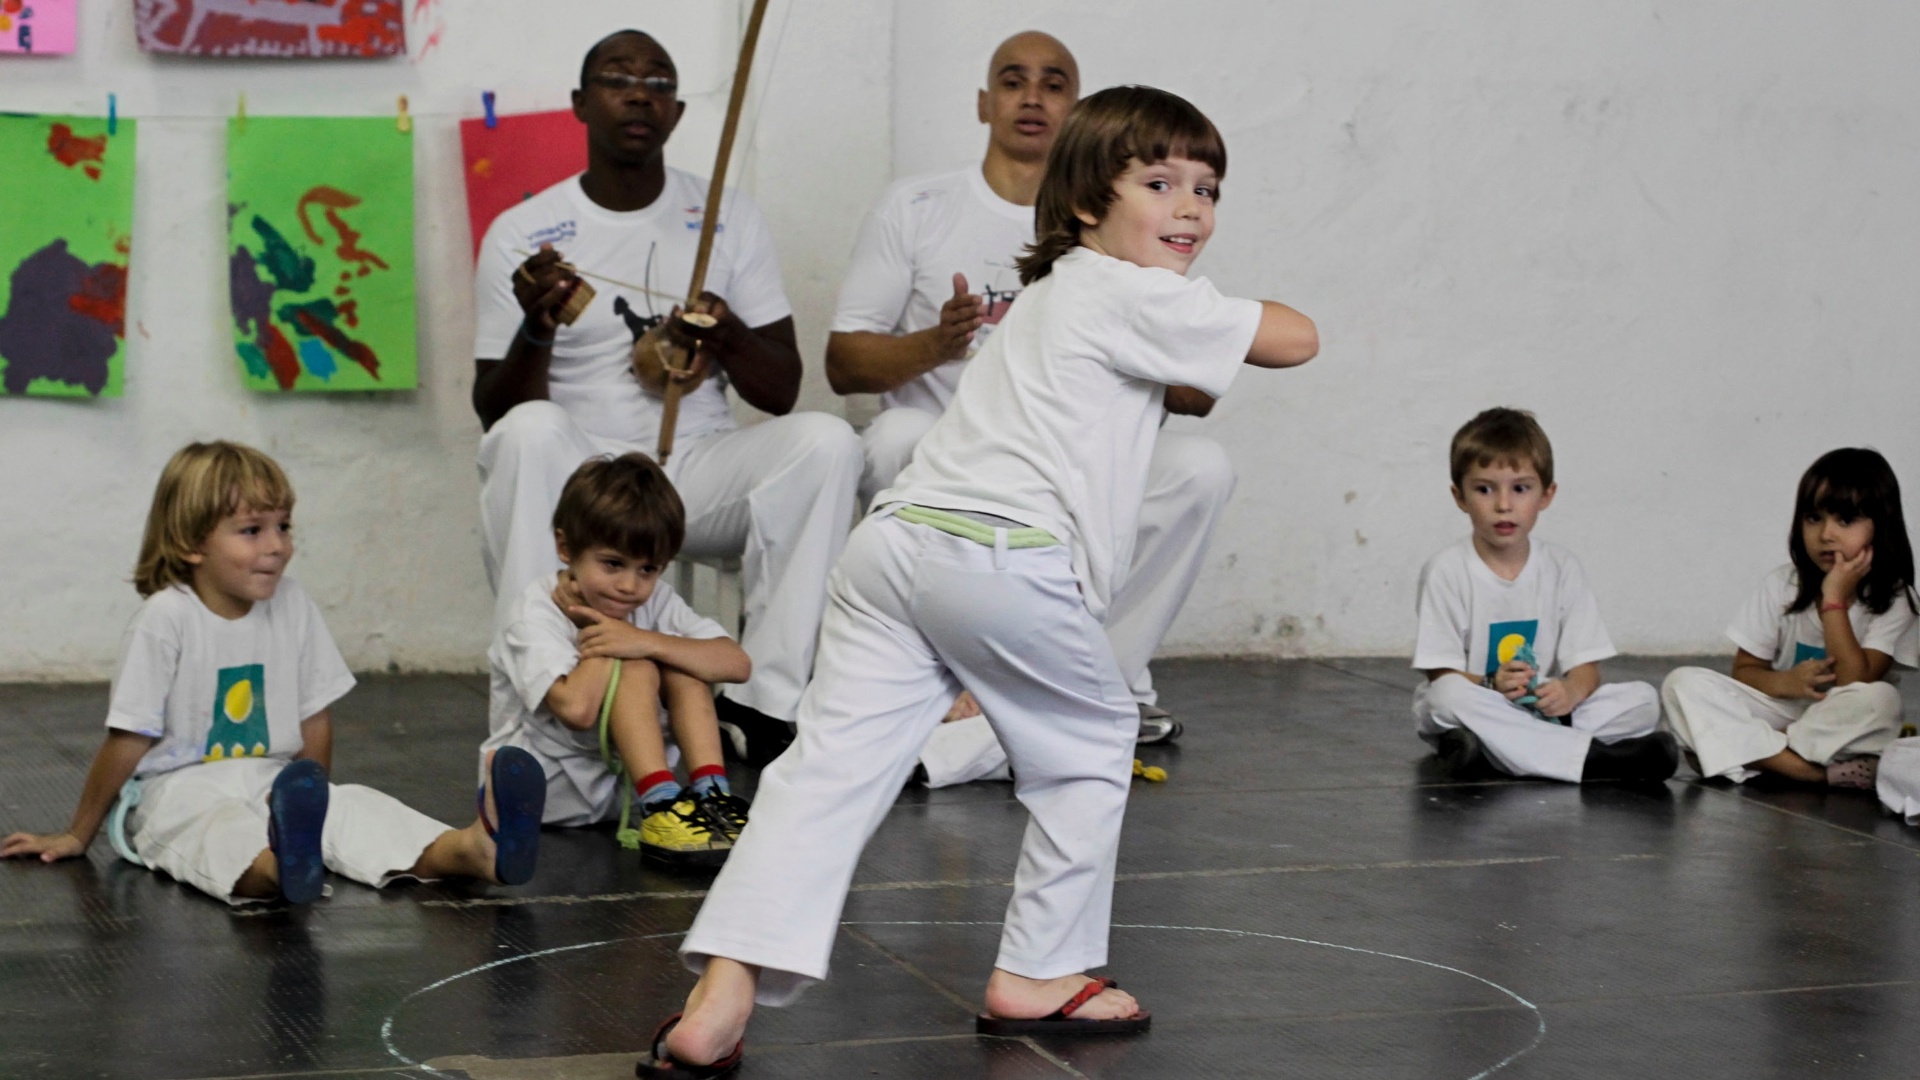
[480, 747, 546, 886]
[267, 759, 330, 905]
[975, 976, 1152, 1036]
[634, 1012, 743, 1079]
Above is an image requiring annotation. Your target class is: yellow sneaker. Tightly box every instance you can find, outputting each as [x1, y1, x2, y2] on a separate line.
[639, 799, 731, 867]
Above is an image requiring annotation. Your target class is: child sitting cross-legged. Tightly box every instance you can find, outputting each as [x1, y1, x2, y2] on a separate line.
[1665, 448, 1918, 788]
[1412, 408, 1679, 783]
[480, 452, 753, 866]
[1, 441, 545, 905]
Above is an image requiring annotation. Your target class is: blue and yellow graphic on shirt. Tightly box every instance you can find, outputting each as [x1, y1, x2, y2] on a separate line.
[1793, 642, 1827, 666]
[1486, 619, 1540, 678]
[204, 664, 269, 761]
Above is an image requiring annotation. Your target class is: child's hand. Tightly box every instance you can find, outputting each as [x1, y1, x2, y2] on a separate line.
[943, 690, 981, 723]
[1785, 657, 1837, 700]
[572, 607, 655, 661]
[1, 830, 86, 863]
[1491, 659, 1537, 699]
[1823, 546, 1873, 607]
[1531, 679, 1578, 718]
[552, 572, 595, 629]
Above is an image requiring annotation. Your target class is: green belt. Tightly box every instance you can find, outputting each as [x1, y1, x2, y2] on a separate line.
[894, 505, 1060, 548]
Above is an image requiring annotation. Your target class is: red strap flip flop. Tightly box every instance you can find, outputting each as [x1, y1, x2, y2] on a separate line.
[975, 975, 1153, 1036]
[634, 1011, 744, 1079]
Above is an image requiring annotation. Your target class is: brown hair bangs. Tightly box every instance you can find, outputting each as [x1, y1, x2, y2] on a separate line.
[1015, 85, 1228, 285]
[1449, 408, 1555, 490]
[552, 452, 685, 565]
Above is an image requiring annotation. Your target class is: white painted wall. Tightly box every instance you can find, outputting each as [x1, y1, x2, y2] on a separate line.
[897, 1, 1920, 658]
[3, 0, 1916, 677]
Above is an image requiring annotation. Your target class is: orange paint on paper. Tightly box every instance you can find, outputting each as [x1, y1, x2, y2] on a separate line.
[47, 123, 108, 181]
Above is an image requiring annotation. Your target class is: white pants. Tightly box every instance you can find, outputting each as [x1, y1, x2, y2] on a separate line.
[1661, 666, 1902, 782]
[863, 409, 1234, 785]
[680, 514, 1139, 1005]
[1413, 674, 1661, 783]
[1875, 737, 1920, 822]
[478, 401, 862, 723]
[128, 757, 449, 906]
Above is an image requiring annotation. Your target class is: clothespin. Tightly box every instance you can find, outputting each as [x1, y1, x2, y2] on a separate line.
[236, 92, 247, 132]
[482, 91, 497, 129]
[396, 95, 412, 133]
[107, 94, 118, 136]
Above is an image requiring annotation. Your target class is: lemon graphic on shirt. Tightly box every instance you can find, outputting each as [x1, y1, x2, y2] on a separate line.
[224, 679, 253, 723]
[1497, 633, 1528, 666]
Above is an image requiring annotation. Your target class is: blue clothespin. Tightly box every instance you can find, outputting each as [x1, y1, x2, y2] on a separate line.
[107, 93, 118, 136]
[483, 91, 497, 129]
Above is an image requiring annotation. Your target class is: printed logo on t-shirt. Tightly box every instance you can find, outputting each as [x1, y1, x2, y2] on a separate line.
[1793, 642, 1827, 665]
[681, 205, 725, 233]
[527, 221, 577, 247]
[204, 664, 270, 762]
[1486, 619, 1540, 678]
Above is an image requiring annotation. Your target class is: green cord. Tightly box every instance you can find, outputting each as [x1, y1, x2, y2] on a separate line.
[596, 660, 642, 850]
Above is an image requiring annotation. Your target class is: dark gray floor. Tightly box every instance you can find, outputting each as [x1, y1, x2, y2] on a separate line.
[4, 657, 1920, 1079]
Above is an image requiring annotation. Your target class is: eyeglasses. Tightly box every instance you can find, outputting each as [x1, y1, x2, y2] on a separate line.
[587, 71, 678, 98]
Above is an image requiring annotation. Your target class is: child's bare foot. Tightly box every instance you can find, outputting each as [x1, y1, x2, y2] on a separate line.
[660, 958, 757, 1066]
[983, 969, 1141, 1020]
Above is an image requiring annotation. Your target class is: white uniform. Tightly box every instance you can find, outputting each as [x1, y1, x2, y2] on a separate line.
[1662, 566, 1916, 781]
[481, 572, 729, 826]
[832, 166, 1237, 783]
[475, 171, 861, 724]
[1411, 538, 1660, 783]
[680, 247, 1261, 1003]
[108, 580, 448, 905]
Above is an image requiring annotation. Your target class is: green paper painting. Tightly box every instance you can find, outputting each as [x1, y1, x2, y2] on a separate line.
[227, 116, 416, 391]
[0, 115, 136, 398]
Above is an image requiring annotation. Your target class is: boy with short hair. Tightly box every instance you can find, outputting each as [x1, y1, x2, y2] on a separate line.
[1412, 408, 1678, 783]
[482, 452, 753, 866]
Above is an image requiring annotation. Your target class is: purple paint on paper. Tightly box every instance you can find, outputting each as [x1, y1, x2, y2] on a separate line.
[230, 246, 277, 334]
[0, 240, 118, 395]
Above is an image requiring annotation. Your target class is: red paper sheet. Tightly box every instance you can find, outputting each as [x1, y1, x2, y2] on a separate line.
[133, 0, 405, 57]
[459, 109, 588, 259]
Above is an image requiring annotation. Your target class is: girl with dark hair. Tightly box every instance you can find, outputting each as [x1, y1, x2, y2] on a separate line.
[1663, 448, 1918, 788]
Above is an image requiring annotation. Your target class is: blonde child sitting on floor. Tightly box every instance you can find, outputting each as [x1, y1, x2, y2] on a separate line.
[2, 441, 543, 904]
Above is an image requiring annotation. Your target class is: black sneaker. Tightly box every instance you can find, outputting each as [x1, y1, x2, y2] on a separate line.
[1436, 727, 1495, 778]
[694, 787, 751, 843]
[1136, 704, 1184, 745]
[715, 695, 796, 768]
[1582, 731, 1680, 783]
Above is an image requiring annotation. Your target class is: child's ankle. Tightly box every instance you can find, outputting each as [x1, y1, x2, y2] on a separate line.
[636, 770, 681, 813]
[690, 764, 730, 798]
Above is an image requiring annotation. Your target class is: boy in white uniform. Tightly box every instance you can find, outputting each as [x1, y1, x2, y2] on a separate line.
[483, 453, 754, 865]
[3, 442, 545, 904]
[639, 86, 1319, 1076]
[828, 32, 1233, 769]
[474, 31, 860, 766]
[1413, 408, 1677, 783]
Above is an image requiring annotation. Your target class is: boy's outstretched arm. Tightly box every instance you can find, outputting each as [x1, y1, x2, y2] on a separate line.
[1245, 301, 1318, 369]
[1, 730, 153, 862]
[572, 607, 753, 685]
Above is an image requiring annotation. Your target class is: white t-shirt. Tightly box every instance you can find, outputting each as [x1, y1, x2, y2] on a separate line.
[1726, 564, 1920, 671]
[473, 169, 792, 448]
[484, 571, 729, 757]
[106, 578, 356, 778]
[878, 247, 1260, 621]
[1411, 538, 1616, 680]
[830, 166, 1033, 414]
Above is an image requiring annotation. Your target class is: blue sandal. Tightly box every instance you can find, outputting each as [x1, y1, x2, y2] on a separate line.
[267, 760, 329, 904]
[480, 747, 545, 886]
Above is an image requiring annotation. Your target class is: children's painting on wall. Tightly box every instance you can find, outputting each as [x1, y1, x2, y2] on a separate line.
[227, 117, 416, 392]
[1, 0, 77, 54]
[135, 0, 404, 57]
[459, 109, 588, 259]
[0, 115, 136, 398]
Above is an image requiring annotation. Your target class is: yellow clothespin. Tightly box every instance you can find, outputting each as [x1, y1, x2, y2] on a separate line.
[396, 95, 412, 133]
[236, 92, 247, 132]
